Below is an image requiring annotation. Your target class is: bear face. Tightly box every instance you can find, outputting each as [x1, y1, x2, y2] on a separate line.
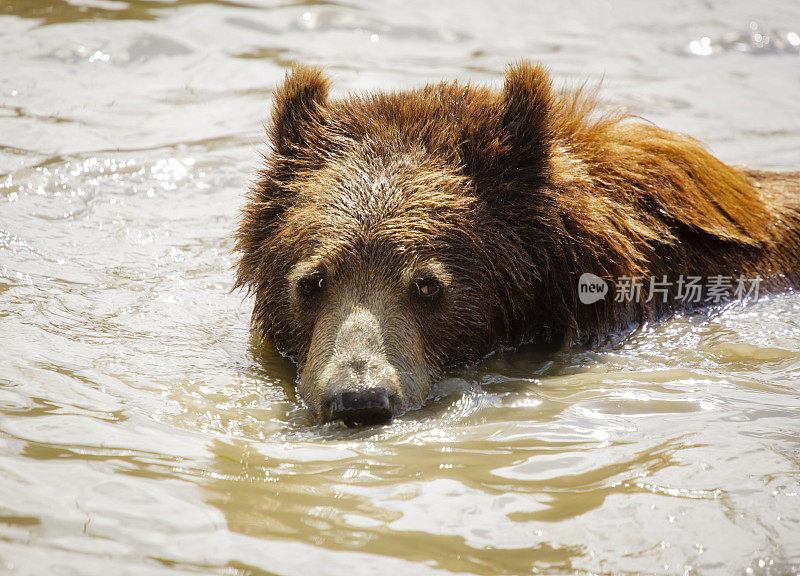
[269, 145, 497, 424]
[236, 63, 797, 426]
[235, 65, 559, 424]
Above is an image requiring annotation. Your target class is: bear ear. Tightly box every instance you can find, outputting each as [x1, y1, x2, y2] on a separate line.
[269, 65, 330, 157]
[500, 61, 553, 170]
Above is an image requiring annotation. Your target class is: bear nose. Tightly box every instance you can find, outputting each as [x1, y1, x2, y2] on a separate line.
[325, 388, 393, 428]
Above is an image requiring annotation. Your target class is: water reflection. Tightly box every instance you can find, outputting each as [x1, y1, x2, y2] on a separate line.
[205, 437, 586, 575]
[2, 0, 255, 26]
[688, 22, 800, 56]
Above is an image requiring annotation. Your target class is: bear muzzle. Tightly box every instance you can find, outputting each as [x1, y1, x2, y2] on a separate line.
[301, 303, 416, 426]
[317, 358, 402, 427]
[322, 387, 398, 427]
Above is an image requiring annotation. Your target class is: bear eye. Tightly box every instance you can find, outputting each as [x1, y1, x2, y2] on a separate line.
[413, 278, 442, 300]
[298, 272, 326, 296]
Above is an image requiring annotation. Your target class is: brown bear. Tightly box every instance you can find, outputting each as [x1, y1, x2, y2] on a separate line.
[235, 62, 800, 427]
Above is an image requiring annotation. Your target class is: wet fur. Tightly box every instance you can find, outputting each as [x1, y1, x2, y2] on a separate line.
[235, 62, 800, 415]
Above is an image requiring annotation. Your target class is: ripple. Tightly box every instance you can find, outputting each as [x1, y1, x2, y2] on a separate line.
[687, 23, 800, 56]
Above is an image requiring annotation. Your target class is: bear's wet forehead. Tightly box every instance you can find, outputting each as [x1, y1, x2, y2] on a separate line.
[292, 149, 477, 235]
[277, 142, 482, 287]
[322, 172, 406, 230]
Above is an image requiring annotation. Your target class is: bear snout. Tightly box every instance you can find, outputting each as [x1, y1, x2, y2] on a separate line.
[300, 303, 424, 426]
[318, 358, 401, 426]
[323, 387, 397, 427]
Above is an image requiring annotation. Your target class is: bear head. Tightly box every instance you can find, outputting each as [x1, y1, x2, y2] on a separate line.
[235, 63, 598, 426]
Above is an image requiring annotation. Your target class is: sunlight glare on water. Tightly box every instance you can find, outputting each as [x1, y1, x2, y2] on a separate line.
[1, 1, 800, 575]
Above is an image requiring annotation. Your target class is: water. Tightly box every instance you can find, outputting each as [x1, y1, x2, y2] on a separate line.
[2, 1, 800, 574]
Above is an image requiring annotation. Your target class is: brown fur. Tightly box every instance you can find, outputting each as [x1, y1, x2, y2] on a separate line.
[235, 62, 800, 422]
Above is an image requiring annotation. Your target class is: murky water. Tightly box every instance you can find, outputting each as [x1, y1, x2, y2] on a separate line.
[2, 1, 800, 574]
